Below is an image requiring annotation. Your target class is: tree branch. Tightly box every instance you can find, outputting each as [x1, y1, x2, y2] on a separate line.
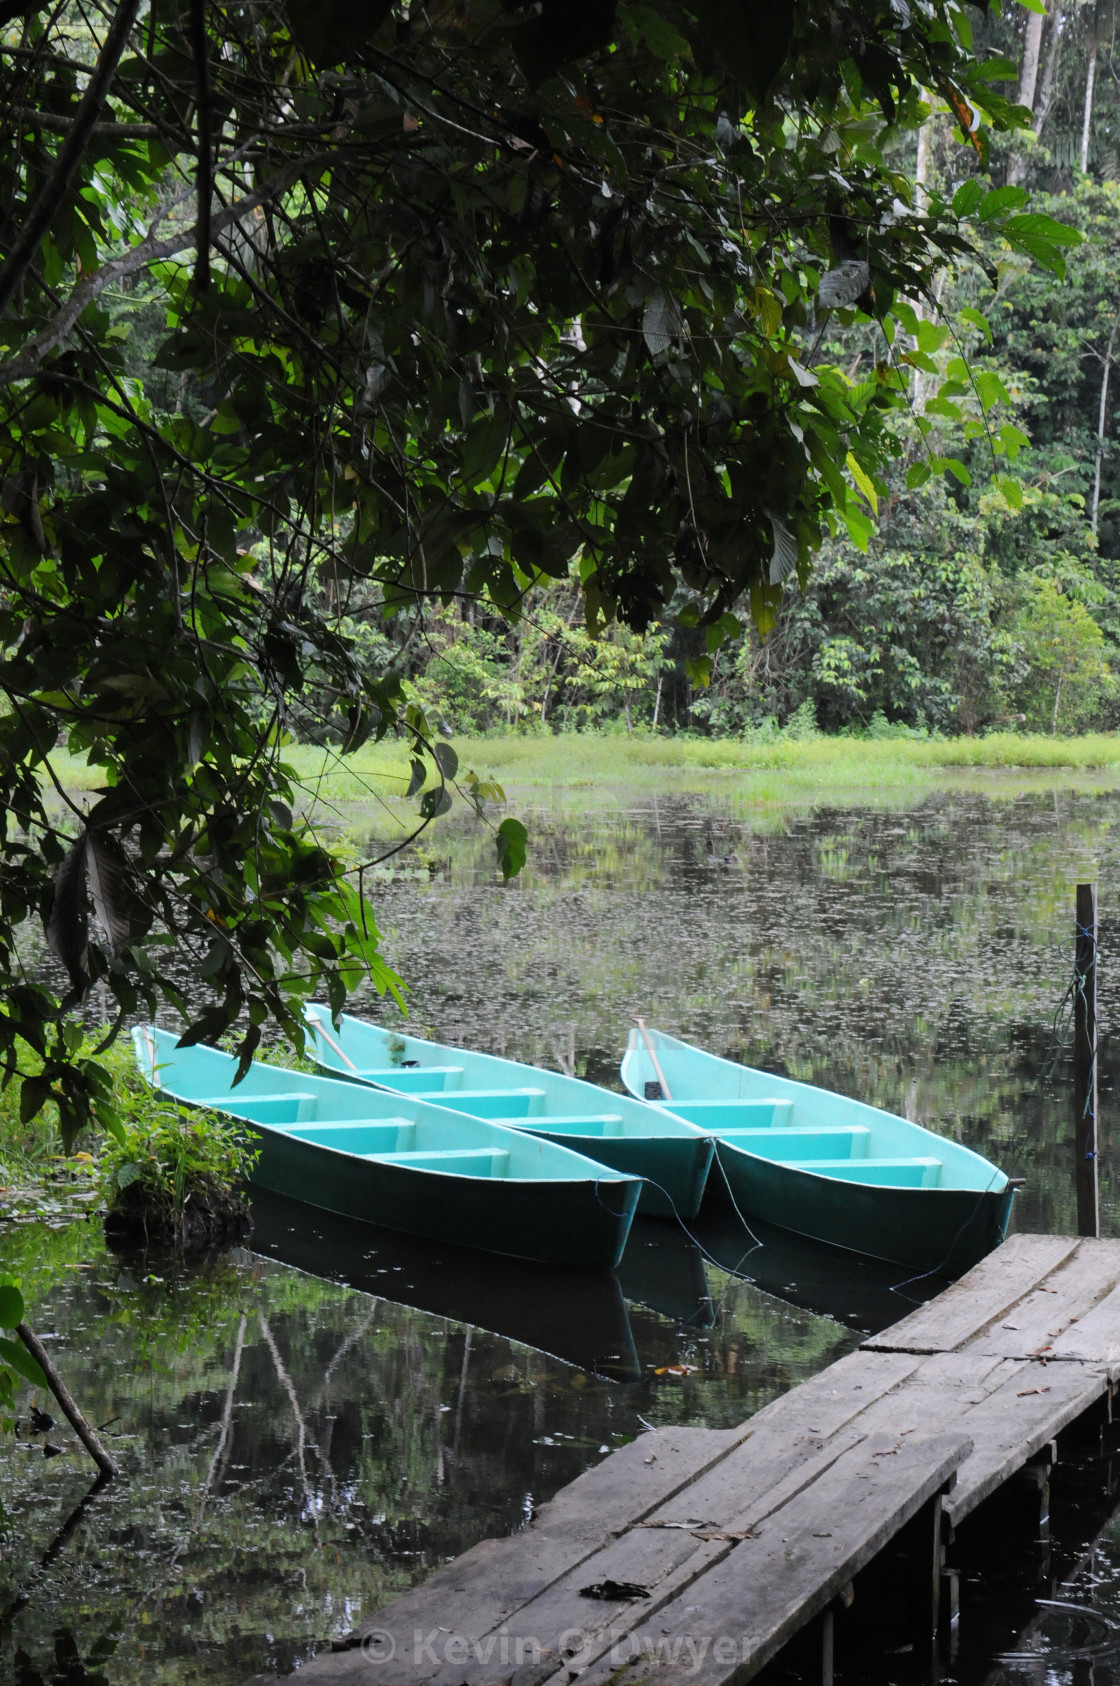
[0, 149, 335, 387]
[0, 0, 144, 320]
[5, 109, 169, 140]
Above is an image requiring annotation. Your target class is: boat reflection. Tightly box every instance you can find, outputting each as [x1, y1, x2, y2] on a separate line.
[248, 1186, 642, 1380]
[692, 1204, 948, 1334]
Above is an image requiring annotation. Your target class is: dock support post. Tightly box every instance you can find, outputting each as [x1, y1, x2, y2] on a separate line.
[1075, 882, 1100, 1239]
[820, 1607, 834, 1686]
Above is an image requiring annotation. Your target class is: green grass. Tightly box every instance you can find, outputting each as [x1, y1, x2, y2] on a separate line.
[273, 730, 1120, 801]
[44, 730, 1120, 813]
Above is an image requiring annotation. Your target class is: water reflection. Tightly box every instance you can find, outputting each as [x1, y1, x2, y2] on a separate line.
[9, 776, 1120, 1683]
[0, 1200, 856, 1684]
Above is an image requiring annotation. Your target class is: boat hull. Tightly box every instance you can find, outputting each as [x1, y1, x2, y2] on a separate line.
[713, 1143, 1015, 1275]
[249, 1125, 639, 1270]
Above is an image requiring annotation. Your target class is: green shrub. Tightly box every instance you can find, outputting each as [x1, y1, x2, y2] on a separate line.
[98, 1101, 260, 1243]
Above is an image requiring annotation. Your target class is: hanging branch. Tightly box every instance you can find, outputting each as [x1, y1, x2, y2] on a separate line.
[188, 0, 213, 290]
[0, 0, 143, 320]
[16, 1322, 119, 1478]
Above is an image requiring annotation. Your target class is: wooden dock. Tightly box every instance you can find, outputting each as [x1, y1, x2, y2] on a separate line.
[245, 1234, 1120, 1686]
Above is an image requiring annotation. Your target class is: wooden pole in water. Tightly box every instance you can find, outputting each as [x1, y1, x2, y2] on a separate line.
[1074, 882, 1100, 1238]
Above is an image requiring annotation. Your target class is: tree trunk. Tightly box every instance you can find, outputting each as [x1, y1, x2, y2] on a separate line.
[1017, 5, 1046, 111]
[1009, 0, 1053, 182]
[1081, 31, 1099, 171]
[1034, 0, 1065, 139]
[1091, 310, 1120, 535]
[1052, 667, 1064, 736]
[915, 113, 933, 215]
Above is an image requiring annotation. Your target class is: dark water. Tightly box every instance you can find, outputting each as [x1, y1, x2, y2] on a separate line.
[5, 778, 1120, 1684]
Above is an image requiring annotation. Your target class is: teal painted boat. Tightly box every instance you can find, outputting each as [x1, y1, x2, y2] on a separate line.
[621, 1028, 1015, 1275]
[131, 1027, 641, 1270]
[303, 1007, 714, 1220]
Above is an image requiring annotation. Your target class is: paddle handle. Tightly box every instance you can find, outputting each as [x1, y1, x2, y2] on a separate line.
[635, 1017, 673, 1103]
[306, 1011, 359, 1073]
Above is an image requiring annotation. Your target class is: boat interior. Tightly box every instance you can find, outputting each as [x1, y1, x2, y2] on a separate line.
[625, 1033, 1008, 1194]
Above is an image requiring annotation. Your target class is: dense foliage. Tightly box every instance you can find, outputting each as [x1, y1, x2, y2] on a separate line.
[0, 0, 1067, 1134]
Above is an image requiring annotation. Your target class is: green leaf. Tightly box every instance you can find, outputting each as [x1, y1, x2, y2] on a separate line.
[998, 474, 1023, 510]
[892, 300, 920, 337]
[937, 456, 972, 488]
[461, 412, 508, 487]
[695, 0, 794, 103]
[846, 453, 879, 515]
[960, 306, 992, 344]
[979, 185, 1029, 221]
[0, 1285, 24, 1329]
[419, 787, 453, 820]
[495, 817, 528, 880]
[116, 1161, 144, 1191]
[432, 741, 459, 781]
[1002, 212, 1082, 279]
[0, 1336, 45, 1391]
[974, 370, 1011, 412]
[18, 1076, 50, 1126]
[906, 462, 932, 490]
[1003, 213, 1081, 246]
[952, 180, 984, 217]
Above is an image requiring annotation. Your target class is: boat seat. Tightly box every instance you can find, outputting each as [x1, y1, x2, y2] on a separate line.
[659, 1099, 795, 1128]
[719, 1126, 870, 1158]
[194, 1091, 318, 1121]
[287, 1122, 415, 1152]
[348, 1065, 464, 1092]
[411, 1087, 546, 1118]
[785, 1156, 942, 1188]
[373, 1149, 512, 1177]
[525, 1115, 625, 1137]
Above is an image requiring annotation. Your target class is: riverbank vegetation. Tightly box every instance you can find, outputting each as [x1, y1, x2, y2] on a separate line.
[0, 1040, 257, 1245]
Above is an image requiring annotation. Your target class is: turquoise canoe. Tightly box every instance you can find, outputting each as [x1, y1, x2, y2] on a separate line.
[303, 1007, 714, 1220]
[131, 1027, 641, 1270]
[621, 1028, 1014, 1275]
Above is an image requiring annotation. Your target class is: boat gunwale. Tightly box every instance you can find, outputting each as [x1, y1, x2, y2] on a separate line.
[627, 1030, 1010, 1195]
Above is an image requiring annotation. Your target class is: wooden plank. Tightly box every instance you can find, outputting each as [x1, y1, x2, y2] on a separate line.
[1048, 1280, 1120, 1369]
[943, 1361, 1109, 1525]
[721, 1348, 922, 1443]
[862, 1233, 1082, 1355]
[237, 1425, 753, 1686]
[961, 1239, 1120, 1360]
[559, 1430, 972, 1686]
[406, 1434, 876, 1686]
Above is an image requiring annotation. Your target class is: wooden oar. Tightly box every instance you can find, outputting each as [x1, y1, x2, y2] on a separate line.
[306, 1011, 359, 1073]
[634, 1016, 673, 1103]
[140, 1024, 158, 1082]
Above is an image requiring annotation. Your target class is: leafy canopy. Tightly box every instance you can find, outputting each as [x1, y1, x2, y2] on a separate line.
[0, 0, 1070, 1132]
